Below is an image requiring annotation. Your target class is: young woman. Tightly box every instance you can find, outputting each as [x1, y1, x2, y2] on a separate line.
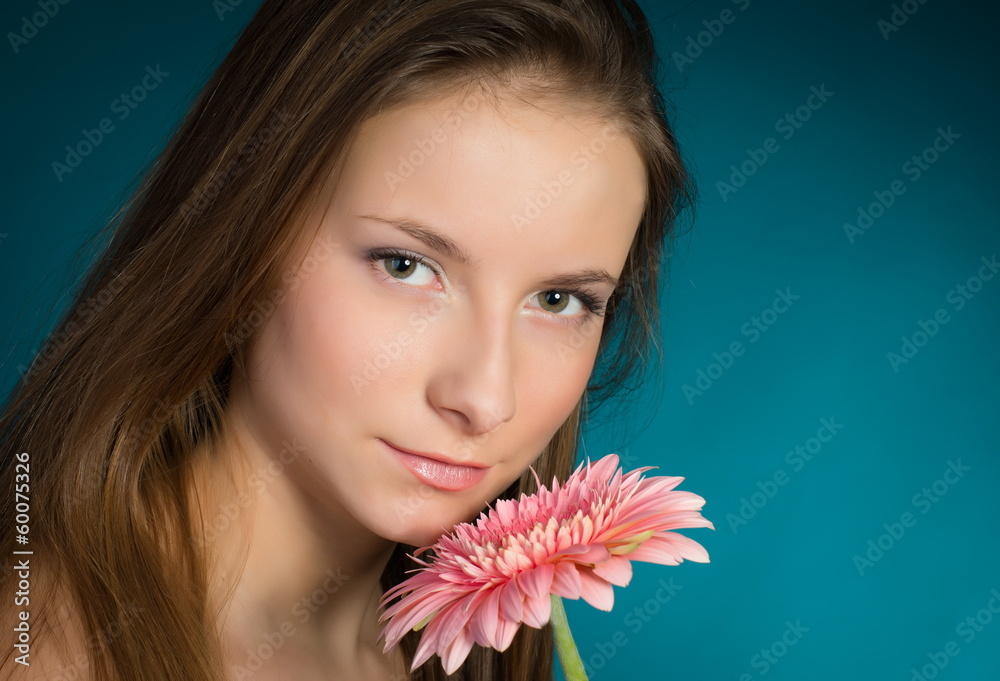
[0, 0, 694, 679]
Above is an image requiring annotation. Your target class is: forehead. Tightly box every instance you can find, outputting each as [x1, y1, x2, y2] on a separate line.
[329, 88, 647, 279]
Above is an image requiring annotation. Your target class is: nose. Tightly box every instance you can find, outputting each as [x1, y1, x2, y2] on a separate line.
[425, 305, 516, 437]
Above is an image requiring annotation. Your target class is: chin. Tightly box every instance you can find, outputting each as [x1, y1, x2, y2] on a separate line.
[378, 524, 449, 549]
[371, 500, 483, 548]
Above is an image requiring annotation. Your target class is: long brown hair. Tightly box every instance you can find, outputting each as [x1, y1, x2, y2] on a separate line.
[0, 0, 694, 679]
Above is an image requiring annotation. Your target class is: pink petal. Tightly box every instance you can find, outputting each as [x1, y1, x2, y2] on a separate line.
[552, 542, 610, 563]
[520, 590, 552, 628]
[499, 578, 523, 622]
[426, 600, 477, 655]
[636, 475, 685, 496]
[379, 589, 455, 643]
[550, 561, 584, 600]
[627, 533, 710, 565]
[591, 555, 633, 587]
[519, 564, 554, 600]
[468, 587, 501, 648]
[441, 628, 476, 674]
[494, 616, 520, 651]
[586, 453, 621, 481]
[411, 625, 441, 670]
[577, 567, 615, 611]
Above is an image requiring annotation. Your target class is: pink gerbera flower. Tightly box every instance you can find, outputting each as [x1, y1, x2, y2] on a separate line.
[377, 452, 714, 675]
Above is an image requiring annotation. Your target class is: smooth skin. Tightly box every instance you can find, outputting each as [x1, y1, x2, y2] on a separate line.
[200, 87, 648, 680]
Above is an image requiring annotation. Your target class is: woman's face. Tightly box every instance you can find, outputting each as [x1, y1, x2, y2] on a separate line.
[233, 89, 647, 547]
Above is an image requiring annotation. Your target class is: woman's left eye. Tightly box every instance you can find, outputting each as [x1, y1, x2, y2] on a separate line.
[529, 290, 583, 316]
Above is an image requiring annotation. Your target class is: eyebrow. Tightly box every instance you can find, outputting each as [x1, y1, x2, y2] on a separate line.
[360, 214, 477, 266]
[358, 214, 620, 290]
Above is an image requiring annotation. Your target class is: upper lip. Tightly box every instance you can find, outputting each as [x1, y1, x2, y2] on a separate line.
[380, 438, 489, 469]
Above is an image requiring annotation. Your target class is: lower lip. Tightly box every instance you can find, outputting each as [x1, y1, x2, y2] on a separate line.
[382, 441, 488, 492]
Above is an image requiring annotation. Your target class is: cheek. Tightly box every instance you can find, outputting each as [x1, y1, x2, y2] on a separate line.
[287, 257, 423, 406]
[242, 254, 404, 442]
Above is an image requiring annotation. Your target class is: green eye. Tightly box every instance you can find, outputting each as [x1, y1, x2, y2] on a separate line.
[536, 290, 578, 315]
[384, 255, 417, 279]
[368, 249, 439, 286]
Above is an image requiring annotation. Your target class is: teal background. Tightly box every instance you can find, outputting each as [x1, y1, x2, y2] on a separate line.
[1, 1, 997, 680]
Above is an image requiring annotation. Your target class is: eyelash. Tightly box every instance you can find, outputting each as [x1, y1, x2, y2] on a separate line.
[364, 247, 606, 325]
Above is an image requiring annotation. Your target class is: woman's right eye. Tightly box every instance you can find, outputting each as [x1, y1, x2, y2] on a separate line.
[366, 248, 439, 287]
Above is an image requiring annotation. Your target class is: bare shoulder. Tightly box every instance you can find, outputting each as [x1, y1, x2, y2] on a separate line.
[2, 569, 94, 680]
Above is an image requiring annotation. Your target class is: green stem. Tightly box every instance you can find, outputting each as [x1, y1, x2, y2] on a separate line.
[549, 594, 589, 681]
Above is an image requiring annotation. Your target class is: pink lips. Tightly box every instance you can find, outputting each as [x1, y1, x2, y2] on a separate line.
[380, 439, 488, 492]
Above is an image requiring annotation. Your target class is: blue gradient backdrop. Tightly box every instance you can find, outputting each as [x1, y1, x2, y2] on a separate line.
[1, 1, 996, 680]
